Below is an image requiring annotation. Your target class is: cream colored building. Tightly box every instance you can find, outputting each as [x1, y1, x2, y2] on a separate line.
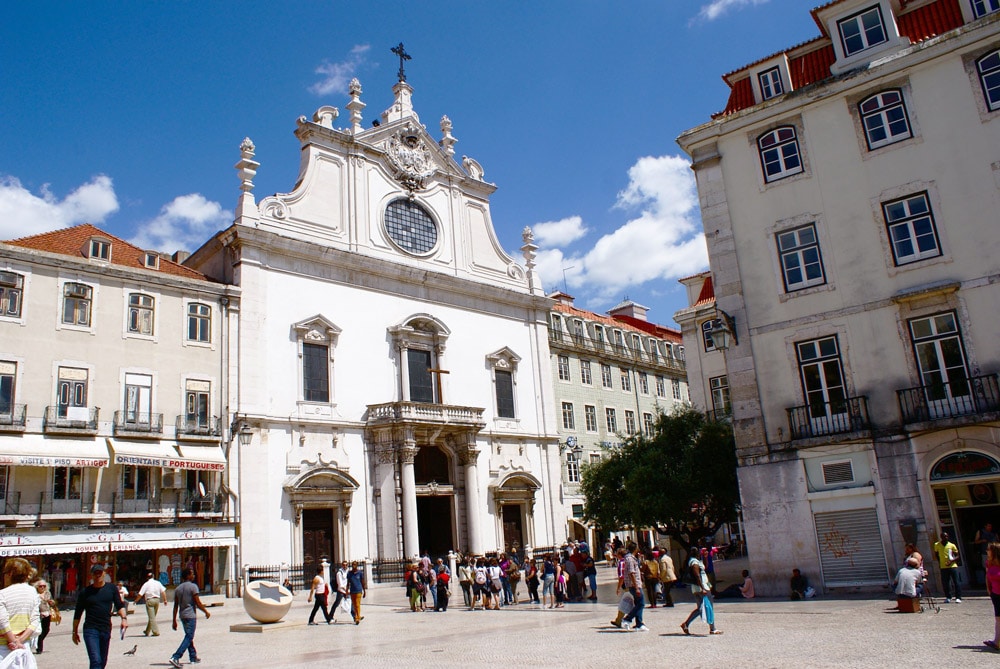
[677, 0, 1000, 594]
[546, 292, 687, 547]
[186, 75, 563, 568]
[0, 225, 237, 595]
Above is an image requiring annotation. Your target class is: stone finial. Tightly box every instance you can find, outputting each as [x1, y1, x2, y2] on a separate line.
[347, 78, 366, 134]
[439, 115, 457, 156]
[520, 227, 542, 295]
[312, 105, 339, 129]
[382, 80, 419, 124]
[235, 137, 259, 194]
[462, 155, 484, 181]
[522, 226, 535, 244]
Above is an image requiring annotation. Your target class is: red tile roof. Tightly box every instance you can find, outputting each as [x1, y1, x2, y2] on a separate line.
[4, 224, 212, 282]
[694, 275, 715, 306]
[718, 0, 966, 117]
[552, 302, 682, 343]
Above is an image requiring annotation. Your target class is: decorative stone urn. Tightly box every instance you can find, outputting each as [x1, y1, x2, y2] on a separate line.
[242, 580, 293, 623]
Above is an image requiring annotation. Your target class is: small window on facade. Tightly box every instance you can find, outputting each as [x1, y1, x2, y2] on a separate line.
[710, 376, 732, 417]
[822, 460, 855, 485]
[605, 408, 618, 433]
[566, 451, 581, 483]
[495, 369, 515, 419]
[859, 90, 911, 150]
[638, 372, 649, 395]
[908, 312, 969, 400]
[649, 340, 659, 360]
[0, 271, 23, 318]
[758, 126, 803, 182]
[302, 342, 330, 403]
[558, 355, 571, 381]
[620, 369, 631, 392]
[642, 412, 654, 435]
[187, 303, 212, 342]
[580, 360, 592, 385]
[977, 49, 1000, 112]
[777, 224, 826, 291]
[838, 5, 887, 57]
[89, 239, 111, 261]
[601, 364, 613, 389]
[561, 402, 575, 430]
[672, 379, 682, 400]
[882, 192, 941, 265]
[53, 467, 83, 500]
[0, 361, 15, 419]
[62, 283, 93, 326]
[0, 466, 7, 499]
[551, 314, 562, 331]
[624, 410, 636, 435]
[594, 325, 605, 343]
[702, 319, 722, 352]
[972, 0, 1000, 18]
[758, 67, 784, 100]
[127, 293, 155, 335]
[655, 375, 666, 397]
[584, 405, 598, 432]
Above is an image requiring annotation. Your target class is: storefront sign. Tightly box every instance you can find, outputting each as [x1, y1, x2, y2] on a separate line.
[930, 451, 1000, 480]
[0, 532, 109, 557]
[0, 455, 109, 468]
[113, 453, 224, 471]
[106, 526, 236, 551]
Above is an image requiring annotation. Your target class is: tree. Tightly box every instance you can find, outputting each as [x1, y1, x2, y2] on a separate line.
[580, 407, 739, 551]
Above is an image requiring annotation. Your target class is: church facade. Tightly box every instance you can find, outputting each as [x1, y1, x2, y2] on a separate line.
[187, 75, 563, 567]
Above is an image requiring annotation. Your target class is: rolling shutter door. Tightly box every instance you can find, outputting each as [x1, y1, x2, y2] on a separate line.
[813, 508, 888, 587]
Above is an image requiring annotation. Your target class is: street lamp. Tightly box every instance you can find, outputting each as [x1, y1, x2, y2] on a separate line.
[713, 309, 739, 349]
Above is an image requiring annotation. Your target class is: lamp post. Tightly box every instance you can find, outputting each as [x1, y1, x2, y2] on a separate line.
[713, 309, 738, 349]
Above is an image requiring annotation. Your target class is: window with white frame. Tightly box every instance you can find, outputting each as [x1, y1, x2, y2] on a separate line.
[0, 361, 15, 420]
[655, 375, 666, 397]
[127, 293, 155, 335]
[566, 451, 581, 483]
[53, 467, 82, 500]
[121, 465, 150, 499]
[585, 405, 598, 432]
[185, 380, 211, 431]
[797, 336, 848, 419]
[758, 67, 784, 100]
[977, 49, 1000, 111]
[649, 340, 659, 360]
[57, 367, 88, 419]
[0, 271, 23, 318]
[777, 224, 826, 291]
[613, 330, 625, 350]
[859, 90, 911, 150]
[601, 364, 613, 388]
[187, 303, 212, 343]
[551, 314, 562, 332]
[702, 319, 722, 352]
[143, 252, 159, 269]
[580, 360, 593, 385]
[62, 282, 92, 326]
[295, 316, 341, 404]
[589, 453, 602, 465]
[620, 369, 631, 392]
[638, 372, 649, 394]
[303, 343, 330, 402]
[710, 376, 732, 417]
[572, 319, 584, 339]
[838, 5, 887, 57]
[594, 325, 605, 344]
[630, 334, 641, 353]
[672, 379, 682, 400]
[88, 238, 111, 261]
[558, 355, 571, 381]
[758, 126, 803, 182]
[561, 402, 575, 430]
[882, 192, 941, 265]
[643, 412, 654, 435]
[605, 408, 618, 433]
[123, 373, 153, 425]
[972, 0, 1000, 18]
[624, 410, 636, 435]
[909, 312, 970, 400]
[495, 369, 516, 418]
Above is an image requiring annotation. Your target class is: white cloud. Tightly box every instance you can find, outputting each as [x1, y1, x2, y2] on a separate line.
[533, 216, 587, 246]
[310, 44, 371, 96]
[531, 154, 708, 302]
[0, 175, 119, 239]
[129, 194, 232, 253]
[694, 0, 769, 22]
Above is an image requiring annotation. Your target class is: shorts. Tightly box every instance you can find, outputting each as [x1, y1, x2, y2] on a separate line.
[991, 592, 1000, 617]
[473, 582, 488, 596]
[542, 574, 554, 596]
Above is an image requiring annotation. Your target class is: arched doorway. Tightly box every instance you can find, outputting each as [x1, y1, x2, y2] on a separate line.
[285, 468, 359, 565]
[492, 472, 541, 553]
[414, 445, 455, 557]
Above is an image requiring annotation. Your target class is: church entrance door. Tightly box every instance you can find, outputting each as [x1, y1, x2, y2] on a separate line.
[416, 496, 454, 559]
[502, 504, 523, 553]
[302, 508, 334, 566]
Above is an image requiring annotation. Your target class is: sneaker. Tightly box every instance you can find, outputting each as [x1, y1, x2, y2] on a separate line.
[610, 619, 621, 628]
[169, 659, 182, 669]
[955, 598, 962, 603]
[636, 625, 650, 632]
[943, 598, 951, 603]
[308, 621, 318, 626]
[191, 659, 201, 665]
[622, 620, 633, 631]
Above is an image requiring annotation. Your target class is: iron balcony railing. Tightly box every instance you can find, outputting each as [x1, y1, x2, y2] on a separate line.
[43, 405, 99, 432]
[547, 330, 686, 373]
[787, 396, 871, 440]
[113, 411, 163, 435]
[2, 491, 20, 515]
[897, 374, 1000, 424]
[0, 404, 26, 430]
[175, 415, 222, 439]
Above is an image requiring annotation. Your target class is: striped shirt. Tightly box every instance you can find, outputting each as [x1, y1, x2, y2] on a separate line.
[0, 583, 41, 637]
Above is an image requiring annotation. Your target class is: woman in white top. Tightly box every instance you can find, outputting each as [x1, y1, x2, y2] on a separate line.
[680, 546, 722, 636]
[0, 558, 40, 658]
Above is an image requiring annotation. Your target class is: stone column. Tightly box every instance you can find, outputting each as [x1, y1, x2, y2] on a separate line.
[461, 444, 483, 555]
[399, 440, 420, 559]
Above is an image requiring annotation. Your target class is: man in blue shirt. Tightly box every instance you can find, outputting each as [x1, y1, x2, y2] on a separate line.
[347, 562, 366, 625]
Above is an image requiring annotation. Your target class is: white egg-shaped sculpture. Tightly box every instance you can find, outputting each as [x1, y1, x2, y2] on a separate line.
[242, 580, 293, 623]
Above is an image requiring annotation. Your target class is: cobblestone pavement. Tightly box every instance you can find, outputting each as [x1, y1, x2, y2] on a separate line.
[31, 563, 1000, 668]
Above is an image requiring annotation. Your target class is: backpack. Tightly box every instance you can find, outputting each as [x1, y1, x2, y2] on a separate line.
[475, 569, 487, 585]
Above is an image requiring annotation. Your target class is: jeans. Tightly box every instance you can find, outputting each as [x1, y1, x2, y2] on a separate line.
[82, 627, 111, 669]
[171, 618, 198, 662]
[308, 593, 330, 623]
[460, 581, 472, 607]
[622, 587, 644, 626]
[331, 591, 347, 618]
[501, 576, 512, 604]
[941, 567, 962, 599]
[587, 573, 597, 596]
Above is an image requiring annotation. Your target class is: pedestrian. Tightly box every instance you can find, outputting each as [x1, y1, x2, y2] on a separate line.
[282, 577, 294, 595]
[487, 557, 503, 610]
[331, 560, 349, 622]
[73, 563, 127, 669]
[347, 562, 366, 625]
[168, 567, 211, 668]
[307, 565, 332, 625]
[435, 570, 450, 612]
[976, 523, 998, 585]
[525, 558, 540, 604]
[136, 572, 166, 637]
[541, 554, 556, 609]
[681, 546, 722, 636]
[620, 542, 647, 631]
[894, 558, 922, 601]
[33, 579, 54, 654]
[458, 558, 474, 608]
[582, 550, 597, 601]
[0, 558, 40, 659]
[933, 531, 962, 603]
[407, 563, 424, 612]
[984, 542, 1000, 651]
[506, 556, 521, 604]
[658, 548, 676, 607]
[472, 558, 488, 610]
[642, 549, 660, 608]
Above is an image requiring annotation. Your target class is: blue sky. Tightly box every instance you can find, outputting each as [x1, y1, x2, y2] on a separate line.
[1, 0, 816, 327]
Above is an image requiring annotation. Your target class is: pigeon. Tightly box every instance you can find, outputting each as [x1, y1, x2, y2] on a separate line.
[123, 644, 137, 656]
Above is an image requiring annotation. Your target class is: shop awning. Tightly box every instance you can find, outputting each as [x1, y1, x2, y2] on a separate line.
[109, 538, 237, 551]
[108, 439, 227, 472]
[107, 526, 236, 552]
[0, 434, 109, 468]
[0, 530, 110, 556]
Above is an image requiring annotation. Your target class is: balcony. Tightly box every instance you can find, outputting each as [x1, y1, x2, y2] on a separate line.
[547, 329, 686, 373]
[113, 411, 163, 438]
[43, 406, 99, 434]
[12, 491, 97, 519]
[367, 401, 485, 427]
[0, 404, 26, 433]
[897, 374, 1000, 425]
[175, 415, 222, 442]
[787, 396, 871, 441]
[110, 489, 225, 519]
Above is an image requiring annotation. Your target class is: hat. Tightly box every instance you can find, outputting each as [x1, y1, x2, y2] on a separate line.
[91, 564, 106, 574]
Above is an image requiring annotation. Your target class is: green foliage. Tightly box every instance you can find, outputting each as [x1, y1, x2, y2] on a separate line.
[580, 407, 739, 549]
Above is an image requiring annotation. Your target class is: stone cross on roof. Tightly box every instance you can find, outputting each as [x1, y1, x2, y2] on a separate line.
[391, 42, 411, 82]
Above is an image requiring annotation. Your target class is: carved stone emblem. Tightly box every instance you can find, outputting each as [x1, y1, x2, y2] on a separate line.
[384, 123, 435, 191]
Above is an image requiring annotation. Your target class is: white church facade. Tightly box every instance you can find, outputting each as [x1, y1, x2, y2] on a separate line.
[186, 74, 564, 568]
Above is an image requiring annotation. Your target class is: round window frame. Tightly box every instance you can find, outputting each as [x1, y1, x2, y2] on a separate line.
[383, 198, 439, 256]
